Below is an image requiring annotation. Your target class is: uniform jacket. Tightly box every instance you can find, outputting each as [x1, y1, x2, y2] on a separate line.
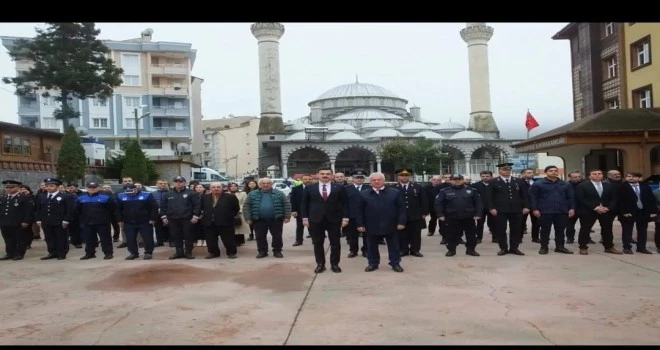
[0, 193, 33, 226]
[344, 183, 371, 220]
[116, 191, 158, 224]
[434, 185, 483, 220]
[471, 181, 490, 214]
[486, 177, 529, 214]
[390, 182, 429, 222]
[77, 191, 116, 225]
[355, 186, 406, 236]
[35, 191, 75, 225]
[159, 187, 201, 220]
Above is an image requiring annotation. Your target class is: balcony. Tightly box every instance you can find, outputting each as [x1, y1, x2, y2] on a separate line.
[152, 85, 189, 96]
[151, 106, 190, 117]
[18, 103, 39, 115]
[150, 127, 190, 137]
[149, 64, 188, 76]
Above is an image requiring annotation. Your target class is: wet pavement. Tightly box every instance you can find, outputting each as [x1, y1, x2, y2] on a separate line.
[0, 220, 659, 345]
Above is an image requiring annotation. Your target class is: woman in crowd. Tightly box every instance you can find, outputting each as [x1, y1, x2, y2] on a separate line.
[243, 180, 259, 241]
[193, 183, 208, 247]
[18, 185, 36, 249]
[228, 182, 248, 246]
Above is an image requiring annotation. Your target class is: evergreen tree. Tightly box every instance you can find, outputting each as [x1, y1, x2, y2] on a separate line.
[57, 125, 87, 182]
[2, 22, 124, 129]
[121, 140, 149, 184]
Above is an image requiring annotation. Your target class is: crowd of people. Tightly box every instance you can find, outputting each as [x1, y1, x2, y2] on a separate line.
[0, 163, 658, 274]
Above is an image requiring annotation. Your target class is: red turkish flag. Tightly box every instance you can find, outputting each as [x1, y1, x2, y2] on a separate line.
[525, 111, 539, 131]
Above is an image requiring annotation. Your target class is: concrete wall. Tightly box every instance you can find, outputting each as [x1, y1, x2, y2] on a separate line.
[153, 161, 194, 184]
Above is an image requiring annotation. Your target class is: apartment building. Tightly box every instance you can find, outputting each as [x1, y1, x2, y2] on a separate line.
[201, 116, 260, 178]
[623, 23, 658, 109]
[1, 29, 202, 157]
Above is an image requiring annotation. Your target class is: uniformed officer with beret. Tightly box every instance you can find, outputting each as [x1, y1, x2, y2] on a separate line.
[434, 174, 482, 256]
[391, 168, 429, 257]
[35, 178, 76, 260]
[344, 168, 371, 258]
[0, 180, 34, 260]
[486, 162, 530, 256]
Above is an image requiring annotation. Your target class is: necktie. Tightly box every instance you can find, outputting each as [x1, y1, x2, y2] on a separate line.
[322, 184, 328, 201]
[48, 194, 53, 200]
[505, 178, 509, 184]
[633, 185, 642, 209]
[356, 185, 361, 192]
[403, 184, 407, 191]
[595, 182, 603, 197]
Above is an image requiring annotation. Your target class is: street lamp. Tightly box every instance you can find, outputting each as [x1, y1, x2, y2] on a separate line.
[133, 104, 149, 144]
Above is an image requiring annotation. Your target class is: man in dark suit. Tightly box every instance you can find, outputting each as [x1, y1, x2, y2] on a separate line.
[356, 172, 406, 272]
[301, 166, 350, 273]
[575, 169, 620, 255]
[391, 168, 428, 257]
[472, 170, 496, 243]
[200, 182, 240, 259]
[290, 174, 312, 246]
[486, 162, 529, 256]
[35, 178, 75, 260]
[617, 171, 656, 254]
[519, 168, 540, 243]
[344, 169, 371, 258]
[424, 175, 443, 237]
[0, 180, 34, 260]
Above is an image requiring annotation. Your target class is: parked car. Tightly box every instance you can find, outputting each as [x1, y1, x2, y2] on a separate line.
[273, 182, 292, 197]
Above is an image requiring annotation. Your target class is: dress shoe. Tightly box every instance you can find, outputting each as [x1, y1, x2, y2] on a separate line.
[273, 251, 284, 258]
[510, 249, 525, 256]
[400, 251, 409, 257]
[331, 265, 342, 273]
[588, 239, 596, 244]
[566, 239, 575, 244]
[227, 254, 237, 259]
[636, 249, 653, 254]
[125, 254, 139, 260]
[604, 247, 622, 255]
[631, 239, 637, 244]
[466, 250, 480, 256]
[155, 241, 164, 247]
[74, 244, 83, 249]
[205, 254, 220, 259]
[411, 252, 424, 257]
[0, 255, 13, 261]
[458, 238, 465, 245]
[169, 253, 185, 260]
[12, 256, 24, 261]
[579, 248, 588, 255]
[427, 232, 434, 236]
[143, 253, 153, 260]
[41, 254, 57, 260]
[492, 237, 499, 244]
[117, 243, 127, 248]
[314, 264, 326, 273]
[440, 239, 447, 245]
[392, 265, 404, 273]
[532, 238, 540, 243]
[292, 241, 302, 246]
[185, 253, 195, 259]
[103, 254, 113, 260]
[497, 250, 508, 256]
[446, 250, 456, 257]
[623, 249, 633, 255]
[56, 256, 66, 260]
[80, 254, 96, 260]
[555, 247, 573, 254]
[347, 252, 358, 258]
[256, 252, 268, 259]
[539, 247, 549, 255]
[364, 265, 378, 272]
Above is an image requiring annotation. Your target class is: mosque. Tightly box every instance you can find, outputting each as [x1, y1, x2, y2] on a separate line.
[250, 22, 521, 179]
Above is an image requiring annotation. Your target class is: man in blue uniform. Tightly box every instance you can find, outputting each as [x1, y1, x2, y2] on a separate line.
[117, 183, 158, 260]
[344, 169, 371, 258]
[78, 182, 117, 260]
[0, 180, 34, 260]
[35, 178, 75, 260]
[434, 174, 482, 257]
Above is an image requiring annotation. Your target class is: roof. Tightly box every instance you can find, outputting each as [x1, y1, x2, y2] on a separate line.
[311, 82, 405, 102]
[513, 108, 660, 148]
[552, 23, 578, 40]
[0, 121, 63, 138]
[333, 109, 403, 121]
[202, 116, 258, 130]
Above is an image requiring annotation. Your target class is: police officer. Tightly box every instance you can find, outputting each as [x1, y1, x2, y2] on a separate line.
[35, 178, 75, 260]
[435, 174, 482, 256]
[78, 182, 117, 260]
[487, 162, 530, 256]
[0, 180, 34, 260]
[344, 169, 371, 258]
[65, 182, 84, 249]
[391, 168, 428, 257]
[116, 183, 158, 260]
[160, 176, 202, 259]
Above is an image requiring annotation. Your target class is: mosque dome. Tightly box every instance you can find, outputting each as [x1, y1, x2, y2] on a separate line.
[333, 109, 403, 121]
[314, 82, 401, 101]
[326, 123, 357, 132]
[432, 121, 467, 132]
[449, 130, 485, 140]
[414, 131, 444, 140]
[367, 129, 404, 139]
[328, 131, 364, 141]
[362, 120, 394, 130]
[399, 122, 428, 132]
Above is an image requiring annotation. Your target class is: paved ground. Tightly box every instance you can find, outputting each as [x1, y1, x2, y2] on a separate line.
[1, 220, 659, 345]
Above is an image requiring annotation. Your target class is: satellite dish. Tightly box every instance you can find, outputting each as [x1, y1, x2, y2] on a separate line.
[176, 143, 190, 152]
[141, 28, 154, 36]
[76, 126, 88, 135]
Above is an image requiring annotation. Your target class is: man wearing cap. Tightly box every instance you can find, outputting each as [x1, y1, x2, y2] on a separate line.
[528, 166, 575, 255]
[486, 163, 530, 256]
[434, 174, 482, 256]
[35, 178, 75, 260]
[160, 176, 202, 259]
[65, 182, 84, 249]
[77, 182, 117, 260]
[0, 180, 34, 260]
[116, 183, 159, 260]
[391, 168, 429, 257]
[344, 169, 371, 258]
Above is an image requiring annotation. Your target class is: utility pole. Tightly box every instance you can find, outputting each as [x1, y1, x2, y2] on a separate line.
[134, 108, 140, 144]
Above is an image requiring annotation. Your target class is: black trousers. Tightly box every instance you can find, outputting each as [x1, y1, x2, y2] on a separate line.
[346, 219, 367, 254]
[621, 210, 649, 250]
[125, 223, 154, 255]
[495, 213, 523, 251]
[253, 218, 284, 254]
[475, 212, 496, 240]
[309, 217, 341, 266]
[294, 216, 305, 242]
[1, 225, 30, 258]
[539, 213, 568, 248]
[68, 220, 83, 246]
[366, 233, 400, 267]
[522, 213, 540, 239]
[578, 212, 615, 250]
[111, 220, 121, 240]
[446, 218, 477, 251]
[428, 213, 440, 234]
[43, 223, 68, 257]
[154, 217, 170, 243]
[169, 218, 194, 255]
[565, 215, 579, 241]
[399, 220, 422, 253]
[205, 224, 237, 256]
[84, 224, 113, 255]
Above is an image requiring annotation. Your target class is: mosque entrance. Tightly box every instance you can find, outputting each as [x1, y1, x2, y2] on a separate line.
[334, 147, 376, 175]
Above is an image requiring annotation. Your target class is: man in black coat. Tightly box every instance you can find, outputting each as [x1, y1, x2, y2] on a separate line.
[0, 180, 34, 260]
[200, 182, 240, 259]
[391, 168, 428, 257]
[423, 175, 443, 237]
[290, 174, 312, 246]
[575, 169, 620, 255]
[617, 171, 657, 254]
[472, 170, 496, 243]
[344, 169, 371, 258]
[35, 178, 75, 260]
[486, 163, 530, 256]
[519, 168, 540, 243]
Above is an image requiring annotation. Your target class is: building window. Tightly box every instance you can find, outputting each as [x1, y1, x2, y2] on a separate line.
[120, 53, 141, 87]
[141, 140, 163, 149]
[42, 96, 56, 107]
[631, 35, 651, 70]
[632, 85, 653, 108]
[2, 135, 31, 156]
[121, 75, 140, 86]
[605, 98, 620, 109]
[92, 98, 107, 107]
[603, 56, 617, 79]
[603, 22, 614, 37]
[42, 117, 59, 129]
[91, 118, 108, 128]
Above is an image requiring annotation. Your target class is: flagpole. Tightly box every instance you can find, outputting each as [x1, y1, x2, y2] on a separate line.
[525, 108, 530, 169]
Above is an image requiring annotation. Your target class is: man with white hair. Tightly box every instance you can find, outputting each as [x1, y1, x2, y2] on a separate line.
[243, 177, 292, 258]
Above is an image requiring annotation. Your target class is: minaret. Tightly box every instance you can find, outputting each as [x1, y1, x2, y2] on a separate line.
[251, 23, 285, 135]
[460, 23, 500, 137]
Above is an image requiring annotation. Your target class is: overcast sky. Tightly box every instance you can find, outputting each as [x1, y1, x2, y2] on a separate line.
[0, 22, 572, 139]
